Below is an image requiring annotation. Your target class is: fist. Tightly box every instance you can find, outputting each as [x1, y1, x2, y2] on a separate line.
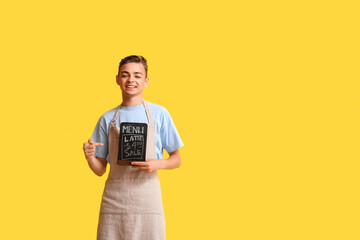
[83, 139, 104, 160]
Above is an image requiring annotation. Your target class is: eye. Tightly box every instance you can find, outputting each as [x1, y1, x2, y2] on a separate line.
[121, 75, 128, 78]
[135, 76, 141, 78]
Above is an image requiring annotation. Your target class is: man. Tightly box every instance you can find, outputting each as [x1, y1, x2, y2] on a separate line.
[83, 55, 183, 240]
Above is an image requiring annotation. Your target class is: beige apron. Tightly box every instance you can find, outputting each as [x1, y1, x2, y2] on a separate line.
[97, 101, 165, 240]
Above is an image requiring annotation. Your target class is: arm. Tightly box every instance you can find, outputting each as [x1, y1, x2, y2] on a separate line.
[161, 149, 182, 169]
[86, 156, 108, 176]
[83, 139, 108, 176]
[131, 149, 182, 173]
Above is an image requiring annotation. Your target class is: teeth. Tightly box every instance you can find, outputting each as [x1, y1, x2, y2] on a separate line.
[126, 86, 136, 88]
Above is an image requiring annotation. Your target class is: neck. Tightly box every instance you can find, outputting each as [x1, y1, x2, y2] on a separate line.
[121, 94, 143, 106]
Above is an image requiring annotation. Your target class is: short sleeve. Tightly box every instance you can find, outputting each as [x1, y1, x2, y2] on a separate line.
[91, 116, 108, 159]
[160, 108, 184, 153]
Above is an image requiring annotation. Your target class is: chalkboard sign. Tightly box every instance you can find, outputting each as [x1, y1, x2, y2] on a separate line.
[117, 122, 148, 165]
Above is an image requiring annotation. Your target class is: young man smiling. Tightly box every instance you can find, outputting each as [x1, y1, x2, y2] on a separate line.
[83, 55, 183, 240]
[117, 60, 149, 99]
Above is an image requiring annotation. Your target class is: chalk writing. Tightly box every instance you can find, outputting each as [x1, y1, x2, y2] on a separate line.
[118, 122, 147, 163]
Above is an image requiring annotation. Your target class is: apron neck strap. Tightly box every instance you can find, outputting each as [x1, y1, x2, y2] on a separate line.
[112, 105, 121, 122]
[143, 100, 154, 126]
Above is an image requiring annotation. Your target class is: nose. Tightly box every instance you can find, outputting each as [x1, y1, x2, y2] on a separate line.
[129, 75, 136, 82]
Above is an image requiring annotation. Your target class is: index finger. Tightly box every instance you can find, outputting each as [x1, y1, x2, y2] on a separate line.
[94, 142, 104, 146]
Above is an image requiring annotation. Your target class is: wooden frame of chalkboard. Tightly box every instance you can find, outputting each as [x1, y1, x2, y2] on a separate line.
[117, 122, 148, 165]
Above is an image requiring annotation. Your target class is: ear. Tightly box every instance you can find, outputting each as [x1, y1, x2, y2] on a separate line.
[144, 77, 149, 87]
[116, 75, 120, 86]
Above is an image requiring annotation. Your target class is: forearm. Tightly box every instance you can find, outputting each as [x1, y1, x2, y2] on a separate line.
[161, 150, 182, 170]
[86, 156, 107, 176]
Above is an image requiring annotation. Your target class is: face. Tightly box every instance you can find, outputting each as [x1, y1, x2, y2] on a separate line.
[116, 62, 149, 97]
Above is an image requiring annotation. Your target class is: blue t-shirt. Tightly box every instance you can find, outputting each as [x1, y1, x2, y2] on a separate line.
[91, 101, 184, 163]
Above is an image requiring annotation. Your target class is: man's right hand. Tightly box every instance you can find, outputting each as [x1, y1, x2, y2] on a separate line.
[83, 139, 104, 160]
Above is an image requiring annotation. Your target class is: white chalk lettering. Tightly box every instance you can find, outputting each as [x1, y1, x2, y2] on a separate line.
[122, 125, 144, 134]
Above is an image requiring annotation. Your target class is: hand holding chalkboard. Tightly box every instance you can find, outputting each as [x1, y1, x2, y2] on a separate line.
[131, 159, 163, 173]
[117, 122, 147, 165]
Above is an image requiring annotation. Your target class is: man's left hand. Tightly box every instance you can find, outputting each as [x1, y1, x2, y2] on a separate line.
[131, 159, 164, 173]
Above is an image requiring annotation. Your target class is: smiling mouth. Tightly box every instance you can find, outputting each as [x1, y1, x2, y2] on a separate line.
[126, 85, 137, 89]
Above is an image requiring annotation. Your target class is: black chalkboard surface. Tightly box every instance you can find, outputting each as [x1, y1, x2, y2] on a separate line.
[117, 122, 148, 165]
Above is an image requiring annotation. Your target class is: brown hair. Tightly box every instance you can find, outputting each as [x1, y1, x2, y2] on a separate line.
[118, 55, 148, 77]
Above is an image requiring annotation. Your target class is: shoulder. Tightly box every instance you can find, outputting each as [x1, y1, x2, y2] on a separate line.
[146, 101, 170, 117]
[145, 101, 175, 128]
[97, 105, 119, 123]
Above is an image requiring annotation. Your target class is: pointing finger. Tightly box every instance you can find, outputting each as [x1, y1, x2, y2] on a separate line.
[94, 142, 104, 147]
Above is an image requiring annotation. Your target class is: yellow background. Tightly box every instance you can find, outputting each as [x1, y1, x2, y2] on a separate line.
[1, 0, 359, 239]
